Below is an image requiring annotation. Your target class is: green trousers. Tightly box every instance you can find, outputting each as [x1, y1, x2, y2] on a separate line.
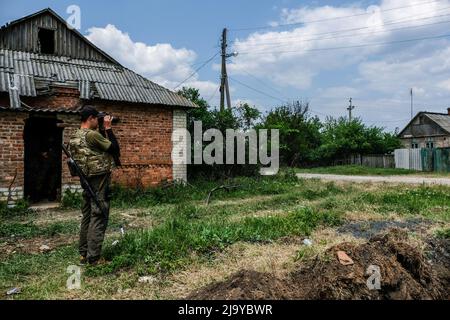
[79, 173, 111, 262]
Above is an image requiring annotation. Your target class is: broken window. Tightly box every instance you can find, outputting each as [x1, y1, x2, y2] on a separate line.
[38, 28, 55, 54]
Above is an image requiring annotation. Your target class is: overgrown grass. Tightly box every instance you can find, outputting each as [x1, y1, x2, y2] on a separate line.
[0, 199, 34, 218]
[296, 165, 424, 176]
[1, 170, 449, 299]
[435, 227, 450, 239]
[0, 220, 79, 239]
[0, 244, 78, 299]
[61, 170, 301, 210]
[356, 185, 450, 219]
[91, 206, 341, 276]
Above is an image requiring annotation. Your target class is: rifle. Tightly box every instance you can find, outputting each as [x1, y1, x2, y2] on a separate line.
[61, 143, 108, 219]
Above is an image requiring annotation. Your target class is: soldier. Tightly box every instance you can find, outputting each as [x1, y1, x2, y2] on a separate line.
[69, 105, 120, 265]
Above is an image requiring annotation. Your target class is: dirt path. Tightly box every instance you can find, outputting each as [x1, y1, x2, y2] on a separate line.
[297, 173, 450, 185]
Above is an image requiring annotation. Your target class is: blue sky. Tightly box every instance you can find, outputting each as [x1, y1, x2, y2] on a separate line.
[1, 0, 450, 131]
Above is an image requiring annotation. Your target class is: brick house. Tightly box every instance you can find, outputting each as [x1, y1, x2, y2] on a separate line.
[398, 109, 450, 149]
[0, 8, 196, 204]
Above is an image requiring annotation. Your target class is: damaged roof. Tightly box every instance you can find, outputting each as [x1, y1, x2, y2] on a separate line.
[0, 9, 197, 108]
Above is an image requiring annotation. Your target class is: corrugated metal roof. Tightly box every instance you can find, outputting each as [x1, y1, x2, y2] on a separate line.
[426, 113, 450, 134]
[0, 49, 197, 108]
[0, 105, 80, 114]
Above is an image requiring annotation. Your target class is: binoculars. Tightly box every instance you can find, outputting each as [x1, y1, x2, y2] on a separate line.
[98, 112, 120, 124]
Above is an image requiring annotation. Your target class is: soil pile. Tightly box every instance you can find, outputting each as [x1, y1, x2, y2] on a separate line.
[188, 229, 449, 300]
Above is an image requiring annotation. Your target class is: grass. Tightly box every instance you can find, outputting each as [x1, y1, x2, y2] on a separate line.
[0, 220, 79, 239]
[0, 199, 34, 218]
[93, 206, 342, 276]
[435, 227, 450, 239]
[356, 186, 450, 219]
[1, 169, 449, 299]
[296, 165, 432, 176]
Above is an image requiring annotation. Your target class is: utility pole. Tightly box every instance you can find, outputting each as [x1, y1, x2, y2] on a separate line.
[220, 28, 236, 111]
[347, 97, 355, 121]
[410, 88, 413, 119]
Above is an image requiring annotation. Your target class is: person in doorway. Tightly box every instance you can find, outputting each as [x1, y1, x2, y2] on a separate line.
[68, 105, 120, 265]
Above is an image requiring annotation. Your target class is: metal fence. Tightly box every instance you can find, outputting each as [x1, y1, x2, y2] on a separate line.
[394, 148, 450, 172]
[394, 149, 422, 171]
[334, 154, 395, 168]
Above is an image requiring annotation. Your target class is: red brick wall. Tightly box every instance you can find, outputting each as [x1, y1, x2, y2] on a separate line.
[0, 92, 175, 195]
[0, 112, 27, 195]
[90, 101, 174, 187]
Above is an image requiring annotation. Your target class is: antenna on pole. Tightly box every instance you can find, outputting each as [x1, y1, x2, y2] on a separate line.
[347, 97, 355, 121]
[410, 88, 414, 119]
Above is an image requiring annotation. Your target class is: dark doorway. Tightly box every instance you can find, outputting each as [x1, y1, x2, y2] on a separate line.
[24, 116, 62, 203]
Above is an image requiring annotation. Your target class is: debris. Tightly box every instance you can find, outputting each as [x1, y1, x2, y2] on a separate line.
[39, 244, 51, 253]
[112, 240, 119, 246]
[303, 239, 313, 246]
[6, 287, 21, 295]
[336, 250, 354, 265]
[138, 276, 156, 284]
[120, 226, 125, 236]
[205, 185, 240, 205]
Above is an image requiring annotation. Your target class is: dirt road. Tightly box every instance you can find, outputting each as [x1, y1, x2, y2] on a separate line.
[296, 173, 450, 185]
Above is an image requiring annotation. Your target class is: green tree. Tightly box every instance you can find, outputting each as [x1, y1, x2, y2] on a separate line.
[258, 101, 322, 166]
[178, 87, 260, 178]
[318, 117, 401, 163]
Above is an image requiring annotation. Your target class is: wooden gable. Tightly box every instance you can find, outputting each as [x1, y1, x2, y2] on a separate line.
[0, 8, 118, 64]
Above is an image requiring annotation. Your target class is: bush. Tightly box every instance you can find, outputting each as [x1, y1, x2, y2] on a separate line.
[61, 189, 82, 209]
[0, 199, 32, 218]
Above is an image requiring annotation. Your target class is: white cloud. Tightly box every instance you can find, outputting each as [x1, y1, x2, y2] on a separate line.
[228, 0, 450, 90]
[225, 0, 450, 130]
[85, 24, 217, 98]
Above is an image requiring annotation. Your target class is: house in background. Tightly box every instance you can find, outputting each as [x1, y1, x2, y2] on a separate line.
[0, 8, 196, 205]
[398, 109, 450, 149]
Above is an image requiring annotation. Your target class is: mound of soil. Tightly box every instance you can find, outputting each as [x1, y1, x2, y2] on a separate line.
[188, 229, 449, 300]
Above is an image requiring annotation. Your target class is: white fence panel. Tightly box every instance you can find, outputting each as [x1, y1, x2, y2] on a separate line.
[394, 149, 409, 169]
[394, 148, 422, 171]
[409, 148, 422, 171]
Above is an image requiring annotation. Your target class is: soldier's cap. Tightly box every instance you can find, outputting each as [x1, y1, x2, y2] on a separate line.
[80, 105, 100, 119]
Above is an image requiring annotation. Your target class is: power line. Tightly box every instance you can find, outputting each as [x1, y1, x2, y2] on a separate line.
[229, 76, 331, 117]
[237, 33, 450, 55]
[173, 52, 220, 90]
[229, 0, 444, 31]
[239, 69, 291, 100]
[207, 85, 220, 103]
[229, 76, 287, 103]
[148, 54, 218, 78]
[231, 9, 450, 47]
[231, 17, 450, 50]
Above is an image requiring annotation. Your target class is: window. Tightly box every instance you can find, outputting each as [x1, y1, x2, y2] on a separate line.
[411, 143, 419, 149]
[38, 28, 55, 54]
[426, 141, 434, 149]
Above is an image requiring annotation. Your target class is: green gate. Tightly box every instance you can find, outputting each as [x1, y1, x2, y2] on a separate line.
[421, 148, 434, 172]
[433, 148, 450, 172]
